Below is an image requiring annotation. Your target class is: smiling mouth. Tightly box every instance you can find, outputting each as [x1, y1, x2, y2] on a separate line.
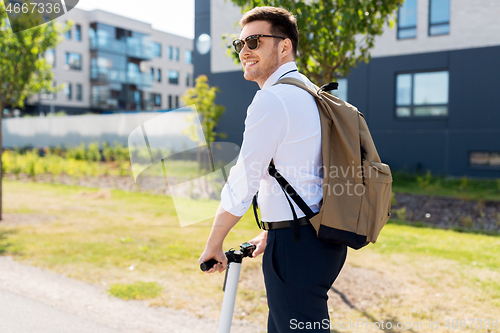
[244, 61, 258, 68]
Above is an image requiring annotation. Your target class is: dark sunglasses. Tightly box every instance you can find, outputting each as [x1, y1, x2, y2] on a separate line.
[232, 34, 286, 54]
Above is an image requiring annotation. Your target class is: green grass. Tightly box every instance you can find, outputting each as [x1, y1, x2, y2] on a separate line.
[392, 170, 500, 201]
[3, 180, 500, 330]
[108, 281, 163, 300]
[373, 220, 500, 269]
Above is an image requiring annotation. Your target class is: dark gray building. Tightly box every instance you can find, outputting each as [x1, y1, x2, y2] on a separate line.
[194, 0, 500, 178]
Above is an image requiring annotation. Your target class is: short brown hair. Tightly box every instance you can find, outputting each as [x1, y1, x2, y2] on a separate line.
[240, 6, 299, 57]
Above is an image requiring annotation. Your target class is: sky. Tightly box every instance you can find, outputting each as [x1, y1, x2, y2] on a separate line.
[75, 0, 195, 39]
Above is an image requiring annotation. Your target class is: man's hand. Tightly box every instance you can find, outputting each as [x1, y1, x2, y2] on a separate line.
[199, 246, 228, 273]
[248, 231, 268, 257]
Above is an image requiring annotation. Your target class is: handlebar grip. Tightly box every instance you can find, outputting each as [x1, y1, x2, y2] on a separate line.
[200, 258, 219, 272]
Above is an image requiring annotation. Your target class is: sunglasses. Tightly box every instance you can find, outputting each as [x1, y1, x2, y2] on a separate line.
[232, 34, 286, 54]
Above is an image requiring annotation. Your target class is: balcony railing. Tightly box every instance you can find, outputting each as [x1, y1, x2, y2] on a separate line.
[90, 36, 153, 60]
[91, 67, 153, 87]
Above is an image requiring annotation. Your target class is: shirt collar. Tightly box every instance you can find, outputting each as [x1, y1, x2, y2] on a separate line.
[261, 62, 298, 90]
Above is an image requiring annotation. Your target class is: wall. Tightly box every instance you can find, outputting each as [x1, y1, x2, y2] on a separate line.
[3, 111, 197, 151]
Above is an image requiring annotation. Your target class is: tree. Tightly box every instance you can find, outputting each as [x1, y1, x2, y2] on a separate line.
[181, 75, 226, 172]
[0, 2, 68, 220]
[227, 0, 405, 85]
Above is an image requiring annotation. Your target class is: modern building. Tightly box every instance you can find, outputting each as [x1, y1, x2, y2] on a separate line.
[25, 8, 194, 115]
[194, 0, 500, 178]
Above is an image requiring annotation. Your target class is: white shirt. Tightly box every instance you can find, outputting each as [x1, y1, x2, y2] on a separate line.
[220, 62, 323, 222]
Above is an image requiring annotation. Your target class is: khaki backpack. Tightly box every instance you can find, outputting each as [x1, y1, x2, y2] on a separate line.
[266, 77, 393, 250]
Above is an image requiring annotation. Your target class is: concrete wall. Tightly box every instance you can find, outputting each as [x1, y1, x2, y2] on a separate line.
[3, 111, 197, 151]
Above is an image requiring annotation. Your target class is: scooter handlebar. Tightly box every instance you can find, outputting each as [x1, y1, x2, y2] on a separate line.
[200, 258, 219, 272]
[200, 242, 256, 272]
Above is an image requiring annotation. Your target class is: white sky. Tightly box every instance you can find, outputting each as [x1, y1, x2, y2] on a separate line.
[75, 0, 195, 39]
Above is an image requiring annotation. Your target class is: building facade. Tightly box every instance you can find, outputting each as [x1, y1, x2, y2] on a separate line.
[194, 0, 500, 178]
[25, 8, 193, 115]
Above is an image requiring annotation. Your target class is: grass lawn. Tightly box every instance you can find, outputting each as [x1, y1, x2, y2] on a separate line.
[2, 180, 500, 332]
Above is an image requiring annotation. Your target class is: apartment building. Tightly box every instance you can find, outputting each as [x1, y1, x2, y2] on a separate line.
[26, 8, 193, 114]
[194, 0, 500, 178]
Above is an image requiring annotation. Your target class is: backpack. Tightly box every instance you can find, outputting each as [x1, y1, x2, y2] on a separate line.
[254, 77, 392, 250]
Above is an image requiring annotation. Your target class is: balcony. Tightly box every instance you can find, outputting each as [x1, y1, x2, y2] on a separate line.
[90, 36, 153, 60]
[90, 94, 120, 110]
[126, 37, 153, 60]
[91, 67, 153, 87]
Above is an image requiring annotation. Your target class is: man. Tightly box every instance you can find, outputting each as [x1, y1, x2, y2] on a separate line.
[199, 6, 347, 332]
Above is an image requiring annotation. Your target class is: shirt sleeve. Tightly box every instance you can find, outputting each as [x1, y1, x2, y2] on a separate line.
[220, 90, 289, 216]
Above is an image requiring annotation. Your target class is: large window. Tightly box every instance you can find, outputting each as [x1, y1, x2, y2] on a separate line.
[167, 46, 173, 60]
[64, 82, 72, 100]
[429, 0, 450, 36]
[76, 84, 82, 101]
[157, 68, 162, 82]
[45, 49, 55, 67]
[173, 47, 179, 61]
[153, 42, 162, 57]
[470, 151, 500, 168]
[75, 24, 82, 41]
[65, 52, 82, 70]
[396, 71, 449, 117]
[184, 50, 192, 64]
[151, 93, 162, 107]
[65, 21, 71, 40]
[397, 0, 417, 39]
[168, 70, 179, 84]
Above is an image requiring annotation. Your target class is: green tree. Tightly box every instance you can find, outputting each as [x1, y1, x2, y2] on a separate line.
[227, 0, 405, 85]
[181, 75, 226, 172]
[0, 2, 68, 220]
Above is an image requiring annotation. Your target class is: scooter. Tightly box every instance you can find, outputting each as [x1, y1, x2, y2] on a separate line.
[200, 242, 256, 333]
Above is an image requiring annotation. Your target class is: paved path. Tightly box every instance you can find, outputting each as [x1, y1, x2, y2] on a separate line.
[0, 256, 264, 333]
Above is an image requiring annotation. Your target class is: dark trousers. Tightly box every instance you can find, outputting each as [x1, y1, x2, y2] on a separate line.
[262, 224, 347, 333]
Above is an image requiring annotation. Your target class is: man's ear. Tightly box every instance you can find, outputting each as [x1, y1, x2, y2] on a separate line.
[281, 38, 293, 57]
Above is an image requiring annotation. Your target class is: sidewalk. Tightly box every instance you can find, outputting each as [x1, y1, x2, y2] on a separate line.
[0, 256, 263, 333]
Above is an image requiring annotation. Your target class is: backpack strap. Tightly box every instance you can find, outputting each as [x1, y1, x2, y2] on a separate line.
[268, 161, 316, 219]
[252, 192, 262, 230]
[273, 77, 321, 99]
[268, 161, 318, 242]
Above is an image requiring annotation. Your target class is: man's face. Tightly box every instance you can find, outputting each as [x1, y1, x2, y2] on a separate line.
[239, 20, 282, 88]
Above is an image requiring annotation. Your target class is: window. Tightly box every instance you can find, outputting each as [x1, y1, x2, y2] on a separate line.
[167, 46, 173, 60]
[429, 0, 450, 35]
[65, 52, 82, 70]
[157, 68, 162, 82]
[168, 70, 179, 84]
[153, 42, 162, 57]
[75, 24, 81, 41]
[151, 93, 162, 107]
[397, 0, 417, 39]
[470, 152, 500, 168]
[185, 73, 190, 86]
[52, 81, 57, 100]
[168, 95, 172, 109]
[76, 84, 82, 101]
[45, 49, 55, 67]
[65, 22, 71, 40]
[150, 67, 154, 81]
[64, 82, 72, 100]
[174, 47, 179, 61]
[175, 95, 179, 108]
[184, 50, 192, 64]
[330, 78, 348, 102]
[396, 71, 449, 117]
